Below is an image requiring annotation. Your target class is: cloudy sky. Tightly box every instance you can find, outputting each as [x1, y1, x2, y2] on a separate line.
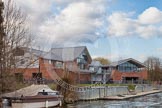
[11, 0, 162, 62]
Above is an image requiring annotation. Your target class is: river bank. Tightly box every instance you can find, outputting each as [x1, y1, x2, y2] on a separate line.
[1, 84, 162, 107]
[66, 92, 162, 108]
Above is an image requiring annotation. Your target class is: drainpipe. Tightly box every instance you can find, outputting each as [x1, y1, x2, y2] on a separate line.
[38, 57, 41, 84]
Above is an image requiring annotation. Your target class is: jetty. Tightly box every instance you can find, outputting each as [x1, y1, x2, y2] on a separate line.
[101, 90, 161, 100]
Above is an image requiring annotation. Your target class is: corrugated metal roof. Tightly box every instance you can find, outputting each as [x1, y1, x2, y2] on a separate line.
[50, 46, 86, 61]
[24, 46, 87, 61]
[24, 47, 47, 57]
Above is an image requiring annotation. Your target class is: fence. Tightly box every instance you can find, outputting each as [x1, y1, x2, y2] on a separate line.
[135, 84, 153, 92]
[77, 85, 156, 100]
[78, 86, 128, 100]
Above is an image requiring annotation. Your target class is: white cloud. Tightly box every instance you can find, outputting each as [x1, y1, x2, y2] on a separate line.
[104, 53, 127, 61]
[14, 0, 54, 24]
[38, 1, 106, 44]
[91, 55, 101, 59]
[107, 7, 162, 38]
[6, 0, 162, 48]
[138, 7, 162, 24]
[108, 12, 138, 37]
[137, 55, 147, 62]
[12, 0, 107, 47]
[136, 25, 159, 38]
[53, 0, 107, 6]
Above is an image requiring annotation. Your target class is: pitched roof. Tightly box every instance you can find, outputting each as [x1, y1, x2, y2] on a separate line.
[110, 58, 146, 67]
[23, 47, 51, 59]
[22, 46, 89, 61]
[50, 46, 87, 61]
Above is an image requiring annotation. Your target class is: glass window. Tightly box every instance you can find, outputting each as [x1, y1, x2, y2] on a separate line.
[79, 64, 85, 69]
[89, 67, 94, 71]
[77, 52, 88, 64]
[118, 62, 138, 72]
[98, 67, 102, 73]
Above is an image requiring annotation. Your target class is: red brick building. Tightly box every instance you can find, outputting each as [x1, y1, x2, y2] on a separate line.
[14, 46, 93, 83]
[109, 58, 148, 83]
[89, 58, 148, 84]
[14, 47, 148, 84]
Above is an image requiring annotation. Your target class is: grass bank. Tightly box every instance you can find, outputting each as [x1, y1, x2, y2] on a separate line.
[78, 84, 136, 91]
[48, 83, 136, 91]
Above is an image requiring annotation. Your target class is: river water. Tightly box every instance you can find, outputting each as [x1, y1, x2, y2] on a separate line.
[65, 92, 162, 108]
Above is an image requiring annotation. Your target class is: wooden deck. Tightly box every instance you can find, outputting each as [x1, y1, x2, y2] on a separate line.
[100, 90, 162, 100]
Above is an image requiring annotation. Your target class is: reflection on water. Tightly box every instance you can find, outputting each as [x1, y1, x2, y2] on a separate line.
[65, 92, 162, 108]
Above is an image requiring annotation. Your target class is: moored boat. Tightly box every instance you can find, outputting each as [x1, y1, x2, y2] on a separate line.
[10, 94, 62, 108]
[1, 85, 63, 108]
[3, 92, 62, 108]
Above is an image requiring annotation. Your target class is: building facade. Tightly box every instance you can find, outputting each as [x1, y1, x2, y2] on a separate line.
[109, 58, 148, 83]
[14, 46, 148, 84]
[89, 61, 111, 84]
[89, 58, 148, 84]
[14, 46, 92, 83]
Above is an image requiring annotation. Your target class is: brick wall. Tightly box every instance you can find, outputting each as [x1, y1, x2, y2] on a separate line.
[111, 69, 148, 81]
[80, 73, 91, 83]
[15, 57, 92, 84]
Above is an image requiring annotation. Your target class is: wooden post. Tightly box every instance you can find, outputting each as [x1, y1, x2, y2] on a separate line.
[99, 88, 100, 98]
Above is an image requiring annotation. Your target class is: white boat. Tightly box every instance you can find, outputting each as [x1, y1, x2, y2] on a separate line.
[11, 92, 62, 108]
[1, 85, 63, 108]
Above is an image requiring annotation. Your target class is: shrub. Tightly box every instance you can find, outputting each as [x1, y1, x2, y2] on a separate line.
[128, 84, 136, 91]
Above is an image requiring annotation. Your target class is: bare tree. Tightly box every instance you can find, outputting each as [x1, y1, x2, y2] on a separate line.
[0, 0, 32, 94]
[144, 57, 162, 82]
[93, 57, 111, 65]
[0, 0, 5, 94]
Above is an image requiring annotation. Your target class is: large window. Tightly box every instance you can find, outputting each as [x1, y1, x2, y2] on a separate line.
[77, 52, 88, 64]
[77, 52, 88, 69]
[118, 62, 138, 72]
[78, 64, 85, 69]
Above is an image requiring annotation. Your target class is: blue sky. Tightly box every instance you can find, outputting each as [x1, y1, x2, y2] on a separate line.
[14, 0, 162, 62]
[86, 0, 162, 62]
